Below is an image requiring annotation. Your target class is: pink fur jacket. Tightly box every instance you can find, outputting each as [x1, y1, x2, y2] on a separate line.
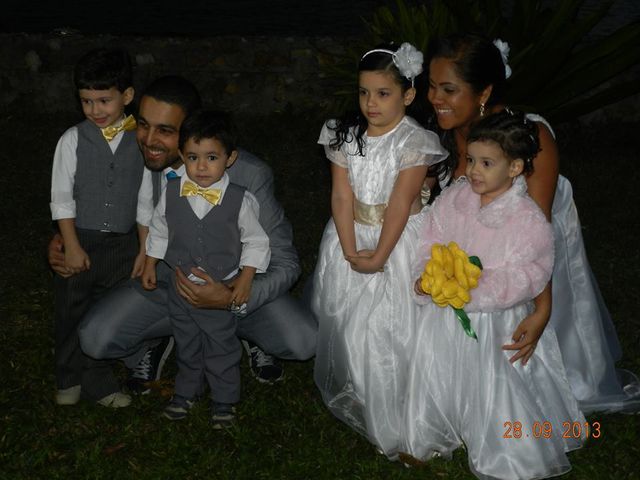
[415, 176, 554, 313]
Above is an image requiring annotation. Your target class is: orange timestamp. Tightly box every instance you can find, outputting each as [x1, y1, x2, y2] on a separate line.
[503, 420, 601, 439]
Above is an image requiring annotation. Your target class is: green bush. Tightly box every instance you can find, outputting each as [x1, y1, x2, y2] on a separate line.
[324, 0, 640, 123]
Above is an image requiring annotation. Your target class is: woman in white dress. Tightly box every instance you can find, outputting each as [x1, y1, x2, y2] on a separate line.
[424, 32, 639, 413]
[311, 42, 448, 457]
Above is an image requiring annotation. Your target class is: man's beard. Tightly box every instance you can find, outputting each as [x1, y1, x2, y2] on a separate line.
[144, 154, 180, 172]
[139, 142, 180, 172]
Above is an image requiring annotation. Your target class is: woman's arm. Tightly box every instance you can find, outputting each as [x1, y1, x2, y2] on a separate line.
[347, 165, 428, 273]
[526, 123, 559, 220]
[506, 122, 558, 363]
[503, 283, 552, 364]
[331, 163, 357, 258]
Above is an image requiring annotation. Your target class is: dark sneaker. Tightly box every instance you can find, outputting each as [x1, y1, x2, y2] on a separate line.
[211, 403, 236, 430]
[241, 340, 284, 384]
[127, 337, 175, 395]
[163, 396, 194, 421]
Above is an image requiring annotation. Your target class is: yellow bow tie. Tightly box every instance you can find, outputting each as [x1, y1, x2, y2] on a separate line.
[180, 181, 222, 205]
[101, 115, 137, 141]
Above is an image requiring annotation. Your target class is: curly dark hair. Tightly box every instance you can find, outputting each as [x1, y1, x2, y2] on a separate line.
[467, 109, 540, 174]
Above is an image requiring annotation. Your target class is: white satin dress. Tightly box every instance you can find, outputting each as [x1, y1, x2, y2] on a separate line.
[529, 114, 640, 413]
[311, 116, 448, 457]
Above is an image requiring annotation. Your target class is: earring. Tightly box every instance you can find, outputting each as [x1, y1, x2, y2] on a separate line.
[480, 103, 486, 117]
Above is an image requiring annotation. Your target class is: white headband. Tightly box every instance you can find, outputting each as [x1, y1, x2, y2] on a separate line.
[361, 42, 424, 86]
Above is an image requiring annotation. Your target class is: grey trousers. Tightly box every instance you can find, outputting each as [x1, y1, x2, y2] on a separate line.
[168, 280, 241, 403]
[54, 228, 137, 399]
[79, 261, 317, 367]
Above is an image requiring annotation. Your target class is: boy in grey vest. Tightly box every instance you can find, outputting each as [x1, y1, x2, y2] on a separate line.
[142, 110, 270, 428]
[50, 48, 153, 407]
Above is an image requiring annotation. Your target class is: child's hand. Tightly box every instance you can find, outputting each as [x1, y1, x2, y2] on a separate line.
[48, 234, 74, 278]
[345, 250, 384, 274]
[64, 244, 90, 274]
[141, 259, 157, 290]
[141, 269, 156, 290]
[414, 278, 427, 296]
[228, 267, 257, 306]
[228, 276, 252, 305]
[130, 251, 146, 278]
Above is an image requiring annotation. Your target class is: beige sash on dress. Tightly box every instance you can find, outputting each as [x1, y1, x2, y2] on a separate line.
[354, 198, 386, 226]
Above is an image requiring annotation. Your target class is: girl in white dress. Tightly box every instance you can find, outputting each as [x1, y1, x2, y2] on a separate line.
[405, 110, 585, 479]
[425, 33, 639, 413]
[311, 42, 448, 457]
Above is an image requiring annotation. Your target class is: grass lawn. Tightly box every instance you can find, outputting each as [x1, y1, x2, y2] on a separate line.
[0, 108, 638, 479]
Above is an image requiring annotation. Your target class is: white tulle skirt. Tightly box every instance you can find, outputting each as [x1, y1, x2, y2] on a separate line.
[401, 302, 585, 480]
[312, 212, 425, 457]
[550, 176, 640, 413]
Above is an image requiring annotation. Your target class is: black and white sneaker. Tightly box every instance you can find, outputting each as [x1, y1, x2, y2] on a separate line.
[163, 395, 194, 421]
[126, 337, 175, 395]
[241, 340, 284, 384]
[211, 402, 237, 430]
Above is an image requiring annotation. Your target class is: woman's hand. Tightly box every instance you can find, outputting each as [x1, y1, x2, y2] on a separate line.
[503, 283, 552, 365]
[502, 307, 550, 365]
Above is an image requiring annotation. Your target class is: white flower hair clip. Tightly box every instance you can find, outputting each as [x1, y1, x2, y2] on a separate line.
[492, 39, 512, 79]
[392, 43, 424, 85]
[361, 42, 424, 86]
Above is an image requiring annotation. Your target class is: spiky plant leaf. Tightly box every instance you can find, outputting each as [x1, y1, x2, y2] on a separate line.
[320, 0, 640, 122]
[549, 78, 640, 121]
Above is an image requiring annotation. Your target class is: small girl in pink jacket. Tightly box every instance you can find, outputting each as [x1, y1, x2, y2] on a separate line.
[402, 110, 586, 480]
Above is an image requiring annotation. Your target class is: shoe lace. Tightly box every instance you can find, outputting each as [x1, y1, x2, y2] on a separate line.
[251, 346, 275, 368]
[131, 349, 152, 380]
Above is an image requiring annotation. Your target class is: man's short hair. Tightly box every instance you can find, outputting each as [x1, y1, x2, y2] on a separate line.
[142, 75, 202, 118]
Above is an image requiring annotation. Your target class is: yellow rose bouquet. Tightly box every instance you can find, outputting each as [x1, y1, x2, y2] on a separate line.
[419, 242, 483, 340]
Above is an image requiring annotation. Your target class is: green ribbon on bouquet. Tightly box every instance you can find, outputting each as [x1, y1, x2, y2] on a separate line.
[452, 255, 482, 341]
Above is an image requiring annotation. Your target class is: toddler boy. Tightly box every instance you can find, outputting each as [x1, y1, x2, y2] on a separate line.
[142, 110, 270, 428]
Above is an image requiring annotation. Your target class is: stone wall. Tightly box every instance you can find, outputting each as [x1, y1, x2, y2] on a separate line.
[0, 33, 350, 115]
[1, 32, 638, 123]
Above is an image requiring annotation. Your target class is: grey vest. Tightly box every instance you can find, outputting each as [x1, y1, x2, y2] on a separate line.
[74, 119, 144, 233]
[164, 179, 245, 282]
